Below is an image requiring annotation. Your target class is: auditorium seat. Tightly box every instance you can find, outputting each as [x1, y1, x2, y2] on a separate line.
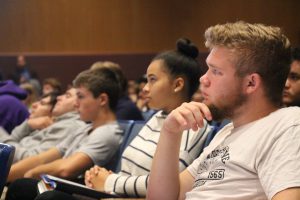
[0, 143, 15, 196]
[113, 120, 146, 172]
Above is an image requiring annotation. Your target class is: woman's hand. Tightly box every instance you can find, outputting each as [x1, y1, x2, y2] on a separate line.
[85, 166, 112, 191]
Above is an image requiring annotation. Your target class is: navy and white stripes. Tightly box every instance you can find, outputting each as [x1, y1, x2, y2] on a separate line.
[104, 110, 211, 197]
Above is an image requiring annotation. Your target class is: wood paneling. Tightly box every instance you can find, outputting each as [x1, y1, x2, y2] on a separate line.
[176, 0, 300, 50]
[0, 0, 177, 53]
[0, 0, 299, 88]
[0, 0, 299, 53]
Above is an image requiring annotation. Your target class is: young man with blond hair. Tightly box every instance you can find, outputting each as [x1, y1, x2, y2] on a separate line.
[148, 21, 300, 200]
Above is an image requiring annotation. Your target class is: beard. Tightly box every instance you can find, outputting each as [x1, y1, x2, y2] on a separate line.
[207, 91, 247, 122]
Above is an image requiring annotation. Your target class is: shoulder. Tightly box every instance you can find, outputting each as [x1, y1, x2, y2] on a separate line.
[92, 122, 121, 138]
[147, 110, 166, 122]
[265, 107, 300, 128]
[0, 95, 28, 113]
[0, 94, 20, 103]
[88, 123, 122, 146]
[143, 110, 166, 131]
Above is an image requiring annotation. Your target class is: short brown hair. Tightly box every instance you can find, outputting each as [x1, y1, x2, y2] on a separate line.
[43, 78, 62, 94]
[90, 61, 128, 94]
[73, 68, 120, 110]
[205, 21, 291, 105]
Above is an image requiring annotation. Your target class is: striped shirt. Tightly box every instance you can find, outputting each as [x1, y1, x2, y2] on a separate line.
[104, 110, 211, 197]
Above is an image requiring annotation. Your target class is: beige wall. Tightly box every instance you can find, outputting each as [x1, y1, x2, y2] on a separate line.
[0, 0, 299, 54]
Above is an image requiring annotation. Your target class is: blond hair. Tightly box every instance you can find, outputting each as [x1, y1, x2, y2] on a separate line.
[205, 21, 291, 105]
[90, 61, 120, 71]
[90, 61, 127, 94]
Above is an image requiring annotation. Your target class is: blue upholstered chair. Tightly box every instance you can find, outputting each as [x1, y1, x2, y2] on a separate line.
[141, 109, 157, 122]
[203, 119, 231, 148]
[0, 143, 15, 195]
[121, 120, 145, 151]
[113, 120, 146, 172]
[110, 120, 135, 172]
[117, 120, 135, 153]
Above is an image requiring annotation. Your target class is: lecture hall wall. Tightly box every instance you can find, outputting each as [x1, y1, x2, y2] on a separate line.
[0, 0, 299, 88]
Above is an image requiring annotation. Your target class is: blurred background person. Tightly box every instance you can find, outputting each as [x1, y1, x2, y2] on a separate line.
[127, 79, 138, 103]
[191, 85, 203, 102]
[135, 75, 150, 112]
[12, 55, 34, 84]
[283, 47, 300, 107]
[0, 80, 29, 134]
[134, 75, 157, 121]
[42, 77, 63, 96]
[9, 55, 41, 96]
[20, 82, 39, 111]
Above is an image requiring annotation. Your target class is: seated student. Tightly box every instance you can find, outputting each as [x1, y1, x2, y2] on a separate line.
[5, 67, 124, 200]
[0, 91, 59, 137]
[135, 75, 158, 121]
[0, 91, 57, 136]
[20, 82, 40, 111]
[135, 75, 150, 112]
[283, 47, 300, 107]
[0, 88, 85, 163]
[0, 80, 29, 133]
[127, 79, 138, 103]
[90, 61, 144, 120]
[147, 21, 300, 200]
[27, 92, 60, 120]
[32, 38, 212, 200]
[42, 77, 63, 96]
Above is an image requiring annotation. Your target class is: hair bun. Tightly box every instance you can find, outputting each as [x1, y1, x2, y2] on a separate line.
[176, 38, 199, 59]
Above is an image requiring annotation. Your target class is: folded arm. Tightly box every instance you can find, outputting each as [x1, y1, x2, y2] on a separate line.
[24, 152, 94, 180]
[8, 147, 61, 182]
[0, 121, 32, 144]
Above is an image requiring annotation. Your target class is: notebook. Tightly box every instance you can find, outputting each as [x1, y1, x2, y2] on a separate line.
[37, 174, 119, 199]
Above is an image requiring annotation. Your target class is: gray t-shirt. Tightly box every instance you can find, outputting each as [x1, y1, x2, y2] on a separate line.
[187, 107, 300, 200]
[56, 122, 123, 167]
[0, 112, 86, 163]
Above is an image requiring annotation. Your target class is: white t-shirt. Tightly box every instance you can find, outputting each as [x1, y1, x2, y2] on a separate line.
[187, 107, 300, 200]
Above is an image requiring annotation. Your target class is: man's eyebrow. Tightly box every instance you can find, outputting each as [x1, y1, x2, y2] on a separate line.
[206, 62, 221, 70]
[147, 74, 156, 77]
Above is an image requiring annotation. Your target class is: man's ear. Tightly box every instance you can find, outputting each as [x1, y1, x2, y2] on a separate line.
[97, 93, 109, 106]
[173, 77, 185, 93]
[245, 73, 261, 94]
